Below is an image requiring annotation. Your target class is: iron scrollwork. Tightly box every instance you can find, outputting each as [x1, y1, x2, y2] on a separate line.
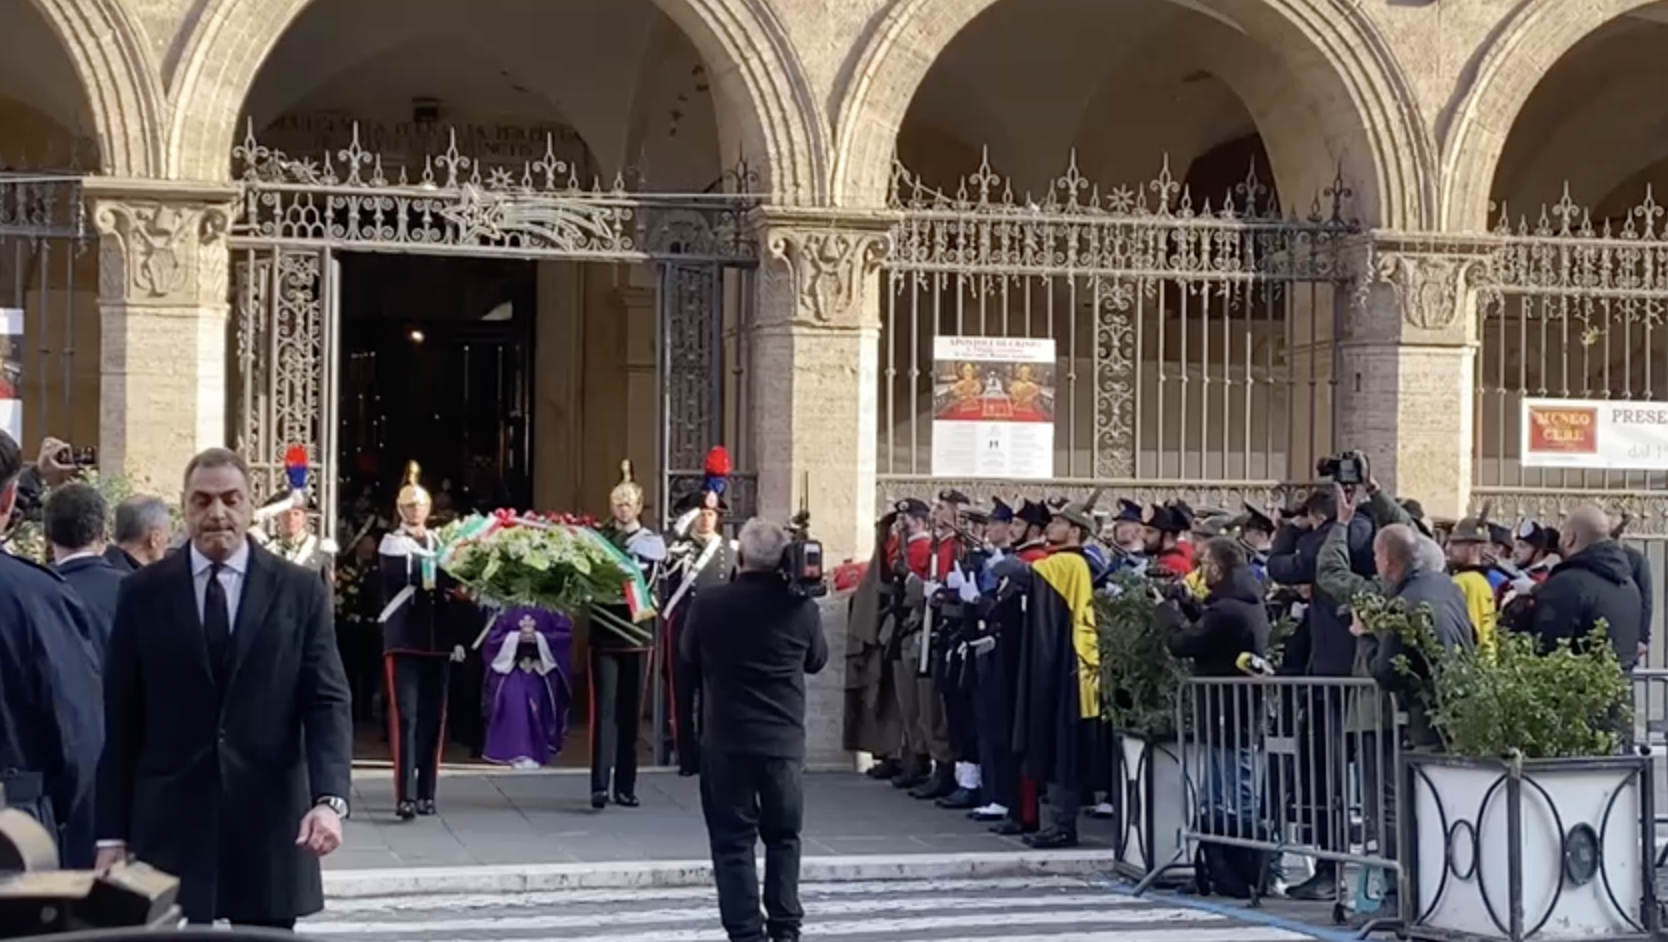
[230, 121, 760, 263]
[881, 146, 1358, 503]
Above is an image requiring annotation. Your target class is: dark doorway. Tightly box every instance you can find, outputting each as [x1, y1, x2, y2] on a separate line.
[337, 254, 537, 516]
[335, 252, 541, 768]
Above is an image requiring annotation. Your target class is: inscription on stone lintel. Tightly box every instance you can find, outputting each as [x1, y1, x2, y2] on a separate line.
[260, 114, 588, 166]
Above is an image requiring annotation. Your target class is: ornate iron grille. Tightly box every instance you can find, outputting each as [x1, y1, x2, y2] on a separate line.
[1473, 185, 1668, 534]
[878, 150, 1358, 511]
[228, 122, 760, 532]
[0, 167, 94, 451]
[230, 122, 760, 264]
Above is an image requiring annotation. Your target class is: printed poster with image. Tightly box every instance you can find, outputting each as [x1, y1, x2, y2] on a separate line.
[930, 335, 1056, 479]
[0, 309, 19, 445]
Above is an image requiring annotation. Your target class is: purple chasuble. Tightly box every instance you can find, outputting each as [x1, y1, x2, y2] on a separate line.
[481, 606, 573, 767]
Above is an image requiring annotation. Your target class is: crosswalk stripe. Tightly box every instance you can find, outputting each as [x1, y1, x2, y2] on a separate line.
[322, 877, 1092, 914]
[387, 924, 1312, 942]
[305, 894, 1158, 934]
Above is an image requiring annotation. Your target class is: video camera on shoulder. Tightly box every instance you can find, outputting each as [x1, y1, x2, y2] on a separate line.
[781, 506, 827, 600]
[1316, 452, 1366, 486]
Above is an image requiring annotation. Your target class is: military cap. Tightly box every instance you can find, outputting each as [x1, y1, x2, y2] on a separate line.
[963, 507, 991, 525]
[1169, 499, 1196, 521]
[1193, 514, 1236, 539]
[1448, 517, 1488, 543]
[1113, 498, 1143, 524]
[1145, 503, 1190, 534]
[1238, 502, 1275, 535]
[1514, 518, 1541, 543]
[1016, 499, 1052, 529]
[1055, 501, 1097, 533]
[1045, 496, 1069, 512]
[1486, 523, 1513, 548]
[675, 488, 729, 515]
[989, 497, 1015, 523]
[896, 497, 931, 519]
[938, 488, 971, 506]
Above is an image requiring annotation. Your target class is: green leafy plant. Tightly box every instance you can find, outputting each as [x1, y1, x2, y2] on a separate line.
[1, 470, 179, 563]
[1354, 592, 1631, 759]
[1097, 570, 1189, 738]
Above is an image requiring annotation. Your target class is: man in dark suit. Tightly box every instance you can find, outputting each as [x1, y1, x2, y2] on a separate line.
[105, 495, 174, 572]
[44, 481, 125, 658]
[0, 429, 103, 869]
[681, 518, 827, 942]
[95, 447, 353, 930]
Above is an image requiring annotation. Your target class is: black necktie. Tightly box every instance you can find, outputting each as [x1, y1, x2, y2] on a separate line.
[203, 562, 232, 671]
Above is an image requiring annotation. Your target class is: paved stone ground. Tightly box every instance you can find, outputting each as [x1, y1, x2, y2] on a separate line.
[330, 770, 1121, 870]
[303, 875, 1332, 942]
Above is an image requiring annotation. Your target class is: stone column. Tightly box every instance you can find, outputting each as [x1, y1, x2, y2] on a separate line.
[752, 210, 890, 565]
[87, 179, 236, 492]
[1338, 239, 1486, 520]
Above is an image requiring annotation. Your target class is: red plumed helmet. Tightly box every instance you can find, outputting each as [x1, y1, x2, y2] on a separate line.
[704, 446, 731, 477]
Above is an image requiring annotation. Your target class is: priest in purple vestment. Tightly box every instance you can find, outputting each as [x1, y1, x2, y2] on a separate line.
[481, 606, 573, 769]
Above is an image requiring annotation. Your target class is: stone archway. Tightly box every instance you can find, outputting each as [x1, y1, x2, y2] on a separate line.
[13, 0, 165, 176]
[830, 0, 1436, 229]
[1442, 0, 1668, 232]
[162, 0, 823, 201]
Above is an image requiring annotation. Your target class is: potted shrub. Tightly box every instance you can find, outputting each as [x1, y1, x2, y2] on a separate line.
[1358, 593, 1656, 942]
[1098, 570, 1197, 881]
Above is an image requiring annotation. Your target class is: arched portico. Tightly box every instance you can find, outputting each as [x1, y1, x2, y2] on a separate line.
[831, 0, 1436, 229]
[14, 0, 165, 176]
[163, 0, 822, 201]
[1442, 0, 1668, 232]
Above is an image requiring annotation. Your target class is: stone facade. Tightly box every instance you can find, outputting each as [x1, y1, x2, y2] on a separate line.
[5, 0, 1667, 760]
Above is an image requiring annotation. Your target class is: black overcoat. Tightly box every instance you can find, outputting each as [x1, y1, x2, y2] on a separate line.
[95, 538, 353, 924]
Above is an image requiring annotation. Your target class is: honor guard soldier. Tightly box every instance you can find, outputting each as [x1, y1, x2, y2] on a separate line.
[884, 498, 936, 790]
[590, 460, 667, 810]
[378, 462, 464, 821]
[252, 490, 337, 584]
[1012, 500, 1053, 562]
[662, 447, 737, 777]
[1237, 503, 1276, 583]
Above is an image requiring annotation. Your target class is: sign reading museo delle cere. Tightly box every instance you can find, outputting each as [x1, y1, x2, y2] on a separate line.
[930, 335, 1056, 479]
[1522, 397, 1668, 470]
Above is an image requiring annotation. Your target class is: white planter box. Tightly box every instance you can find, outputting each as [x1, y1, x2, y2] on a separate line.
[1113, 732, 1201, 881]
[1405, 753, 1657, 942]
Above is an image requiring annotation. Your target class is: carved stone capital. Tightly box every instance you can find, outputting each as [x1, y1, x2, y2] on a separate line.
[1373, 250, 1487, 334]
[87, 181, 238, 308]
[760, 218, 891, 329]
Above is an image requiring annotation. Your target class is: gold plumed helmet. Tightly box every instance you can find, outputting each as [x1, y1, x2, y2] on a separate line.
[396, 461, 431, 508]
[609, 459, 644, 510]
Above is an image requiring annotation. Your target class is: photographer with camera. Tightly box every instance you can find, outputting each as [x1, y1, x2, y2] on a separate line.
[679, 517, 827, 942]
[1265, 451, 1376, 902]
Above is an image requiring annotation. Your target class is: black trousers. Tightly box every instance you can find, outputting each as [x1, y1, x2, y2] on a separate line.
[190, 920, 295, 931]
[672, 640, 702, 775]
[589, 647, 645, 796]
[972, 648, 1015, 807]
[935, 641, 979, 764]
[701, 752, 806, 942]
[386, 653, 450, 804]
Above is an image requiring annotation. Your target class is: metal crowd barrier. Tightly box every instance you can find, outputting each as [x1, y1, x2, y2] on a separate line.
[1127, 671, 1668, 930]
[1130, 675, 1405, 926]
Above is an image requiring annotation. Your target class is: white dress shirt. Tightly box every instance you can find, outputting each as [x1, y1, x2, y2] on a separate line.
[189, 540, 249, 629]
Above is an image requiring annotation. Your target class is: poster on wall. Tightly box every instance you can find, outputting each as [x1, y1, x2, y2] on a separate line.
[1521, 397, 1668, 470]
[0, 309, 19, 446]
[930, 335, 1056, 479]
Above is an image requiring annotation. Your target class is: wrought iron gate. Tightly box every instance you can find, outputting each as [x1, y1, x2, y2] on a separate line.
[0, 166, 94, 451]
[878, 151, 1358, 510]
[228, 123, 760, 533]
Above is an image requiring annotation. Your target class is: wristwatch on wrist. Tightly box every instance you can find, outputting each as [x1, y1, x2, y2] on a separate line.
[316, 796, 349, 818]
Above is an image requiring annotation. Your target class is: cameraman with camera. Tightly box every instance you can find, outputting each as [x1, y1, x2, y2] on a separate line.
[1266, 451, 1376, 902]
[679, 518, 828, 942]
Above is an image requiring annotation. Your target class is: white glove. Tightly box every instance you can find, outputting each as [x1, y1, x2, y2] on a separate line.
[983, 550, 1006, 570]
[923, 580, 942, 598]
[1510, 574, 1535, 595]
[945, 566, 967, 591]
[958, 578, 980, 604]
[450, 644, 467, 663]
[969, 635, 997, 654]
[1289, 602, 1308, 621]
